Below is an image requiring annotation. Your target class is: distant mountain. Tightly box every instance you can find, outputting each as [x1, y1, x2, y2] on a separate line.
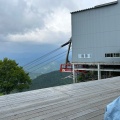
[29, 70, 73, 90]
[28, 72, 42, 79]
[27, 61, 65, 79]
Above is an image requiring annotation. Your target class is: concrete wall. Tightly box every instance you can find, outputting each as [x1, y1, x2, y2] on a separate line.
[72, 1, 120, 63]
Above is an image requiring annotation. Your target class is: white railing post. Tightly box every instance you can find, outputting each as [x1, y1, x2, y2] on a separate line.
[72, 64, 75, 83]
[98, 63, 101, 80]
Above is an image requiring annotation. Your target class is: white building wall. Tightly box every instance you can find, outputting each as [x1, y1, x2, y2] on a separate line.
[72, 1, 120, 63]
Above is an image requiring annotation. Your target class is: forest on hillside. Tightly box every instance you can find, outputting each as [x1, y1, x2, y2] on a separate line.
[29, 70, 73, 90]
[29, 70, 120, 91]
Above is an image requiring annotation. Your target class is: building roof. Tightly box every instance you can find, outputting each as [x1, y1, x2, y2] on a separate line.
[71, 0, 118, 14]
[0, 76, 120, 120]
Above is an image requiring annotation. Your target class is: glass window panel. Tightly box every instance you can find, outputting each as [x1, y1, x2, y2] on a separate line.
[107, 54, 111, 57]
[116, 53, 119, 57]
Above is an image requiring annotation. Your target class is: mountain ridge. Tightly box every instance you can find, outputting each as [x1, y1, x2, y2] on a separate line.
[29, 70, 73, 90]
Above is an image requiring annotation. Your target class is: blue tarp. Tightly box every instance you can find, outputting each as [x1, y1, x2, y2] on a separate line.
[104, 96, 120, 120]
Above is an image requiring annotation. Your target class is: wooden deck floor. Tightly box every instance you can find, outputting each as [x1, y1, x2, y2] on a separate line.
[0, 76, 120, 120]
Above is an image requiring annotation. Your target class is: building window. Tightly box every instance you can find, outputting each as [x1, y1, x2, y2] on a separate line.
[105, 53, 120, 58]
[78, 54, 82, 58]
[85, 54, 88, 58]
[115, 53, 120, 57]
[87, 54, 91, 58]
[81, 54, 85, 58]
[78, 54, 91, 59]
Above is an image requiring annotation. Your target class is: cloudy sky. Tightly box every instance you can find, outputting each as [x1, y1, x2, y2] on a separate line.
[0, 0, 113, 73]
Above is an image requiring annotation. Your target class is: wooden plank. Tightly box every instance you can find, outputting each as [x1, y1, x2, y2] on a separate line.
[0, 87, 118, 117]
[0, 77, 120, 120]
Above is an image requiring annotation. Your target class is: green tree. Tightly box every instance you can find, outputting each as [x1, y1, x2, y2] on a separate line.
[77, 73, 86, 82]
[0, 58, 31, 94]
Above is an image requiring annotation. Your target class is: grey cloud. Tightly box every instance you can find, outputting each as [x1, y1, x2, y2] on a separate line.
[0, 0, 111, 36]
[0, 34, 7, 42]
[0, 0, 45, 35]
[0, 0, 79, 35]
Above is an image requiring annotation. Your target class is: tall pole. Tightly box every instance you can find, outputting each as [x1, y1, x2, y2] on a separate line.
[65, 39, 71, 64]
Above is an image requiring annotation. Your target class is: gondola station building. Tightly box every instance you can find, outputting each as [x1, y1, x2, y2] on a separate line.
[71, 0, 120, 82]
